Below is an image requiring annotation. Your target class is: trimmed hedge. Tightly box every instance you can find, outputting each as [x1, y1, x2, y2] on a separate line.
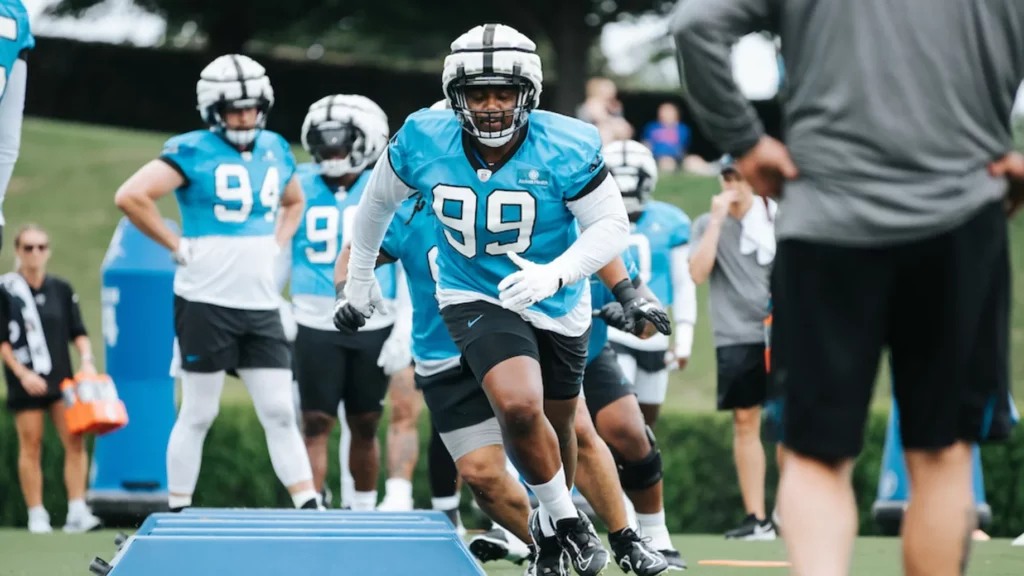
[1, 407, 1022, 537]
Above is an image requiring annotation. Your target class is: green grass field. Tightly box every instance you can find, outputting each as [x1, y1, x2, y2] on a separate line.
[0, 529, 1020, 576]
[5, 117, 1024, 410]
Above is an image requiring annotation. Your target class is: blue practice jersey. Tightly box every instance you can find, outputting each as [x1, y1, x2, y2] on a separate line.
[627, 200, 690, 305]
[162, 130, 296, 239]
[587, 251, 640, 364]
[381, 197, 461, 370]
[289, 163, 397, 330]
[0, 1, 33, 102]
[160, 129, 297, 309]
[387, 109, 609, 328]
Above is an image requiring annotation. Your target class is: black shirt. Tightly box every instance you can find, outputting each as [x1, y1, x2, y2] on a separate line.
[0, 274, 87, 391]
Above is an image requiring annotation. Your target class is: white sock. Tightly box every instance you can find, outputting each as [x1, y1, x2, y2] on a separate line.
[239, 368, 313, 488]
[637, 510, 673, 550]
[351, 491, 378, 511]
[168, 494, 192, 509]
[432, 494, 461, 511]
[68, 499, 89, 517]
[291, 489, 319, 509]
[167, 371, 225, 496]
[338, 405, 355, 508]
[526, 467, 577, 537]
[28, 505, 47, 518]
[623, 493, 638, 531]
[385, 478, 413, 502]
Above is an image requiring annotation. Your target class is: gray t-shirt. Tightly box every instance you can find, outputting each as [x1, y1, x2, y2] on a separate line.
[672, 0, 1023, 246]
[690, 213, 771, 347]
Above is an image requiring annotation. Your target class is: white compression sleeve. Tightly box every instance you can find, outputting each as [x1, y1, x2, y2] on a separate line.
[347, 149, 413, 281]
[0, 59, 27, 226]
[671, 243, 697, 358]
[559, 174, 631, 286]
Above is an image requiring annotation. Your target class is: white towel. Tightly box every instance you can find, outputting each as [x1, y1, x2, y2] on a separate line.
[739, 197, 777, 266]
[1, 272, 52, 375]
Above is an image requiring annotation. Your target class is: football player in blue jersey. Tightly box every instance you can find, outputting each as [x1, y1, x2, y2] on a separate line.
[278, 94, 418, 512]
[336, 23, 633, 575]
[0, 0, 33, 253]
[335, 192, 673, 576]
[114, 54, 321, 511]
[604, 140, 696, 426]
[586, 255, 687, 571]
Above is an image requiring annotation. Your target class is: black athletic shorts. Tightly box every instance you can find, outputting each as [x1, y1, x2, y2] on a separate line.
[609, 342, 669, 373]
[770, 201, 1012, 462]
[173, 296, 290, 373]
[582, 345, 636, 420]
[415, 364, 494, 433]
[716, 343, 768, 411]
[441, 301, 590, 400]
[293, 324, 391, 416]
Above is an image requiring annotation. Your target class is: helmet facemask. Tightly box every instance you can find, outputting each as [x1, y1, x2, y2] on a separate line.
[613, 166, 653, 218]
[307, 120, 366, 178]
[211, 97, 270, 148]
[447, 67, 536, 148]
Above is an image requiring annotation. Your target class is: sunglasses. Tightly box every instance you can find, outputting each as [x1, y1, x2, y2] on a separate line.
[20, 243, 48, 253]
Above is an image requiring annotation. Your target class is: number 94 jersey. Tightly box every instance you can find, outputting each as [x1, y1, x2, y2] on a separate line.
[388, 109, 608, 336]
[160, 129, 296, 310]
[289, 163, 397, 331]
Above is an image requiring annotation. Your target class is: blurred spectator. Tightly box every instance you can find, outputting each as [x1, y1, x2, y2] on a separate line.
[642, 103, 692, 172]
[577, 77, 634, 144]
[0, 224, 101, 534]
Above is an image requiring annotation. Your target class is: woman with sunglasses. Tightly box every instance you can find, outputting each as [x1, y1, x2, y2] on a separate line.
[0, 224, 101, 533]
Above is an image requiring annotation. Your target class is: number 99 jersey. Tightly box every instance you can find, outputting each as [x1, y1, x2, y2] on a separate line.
[0, 0, 33, 101]
[160, 129, 296, 310]
[289, 163, 397, 331]
[387, 108, 608, 336]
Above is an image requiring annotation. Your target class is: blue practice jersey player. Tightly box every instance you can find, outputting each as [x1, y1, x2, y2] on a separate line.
[335, 24, 632, 575]
[275, 94, 412, 512]
[114, 54, 320, 512]
[336, 184, 674, 575]
[604, 139, 697, 425]
[0, 0, 33, 251]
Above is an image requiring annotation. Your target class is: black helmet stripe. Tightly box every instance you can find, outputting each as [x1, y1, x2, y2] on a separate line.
[482, 24, 496, 74]
[230, 55, 248, 99]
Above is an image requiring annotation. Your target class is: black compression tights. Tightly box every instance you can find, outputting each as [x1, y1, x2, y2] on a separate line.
[428, 425, 459, 498]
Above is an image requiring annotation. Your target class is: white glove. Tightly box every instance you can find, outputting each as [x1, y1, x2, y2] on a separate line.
[377, 330, 411, 376]
[342, 272, 385, 321]
[497, 252, 565, 312]
[172, 237, 193, 266]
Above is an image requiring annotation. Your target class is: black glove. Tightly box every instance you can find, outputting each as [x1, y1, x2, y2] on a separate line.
[333, 282, 366, 333]
[594, 301, 629, 331]
[611, 279, 673, 337]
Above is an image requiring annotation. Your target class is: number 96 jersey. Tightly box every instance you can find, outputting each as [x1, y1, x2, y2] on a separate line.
[388, 109, 608, 336]
[160, 130, 296, 310]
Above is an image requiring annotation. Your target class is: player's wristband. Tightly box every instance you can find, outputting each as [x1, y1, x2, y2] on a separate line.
[334, 281, 346, 299]
[611, 279, 640, 306]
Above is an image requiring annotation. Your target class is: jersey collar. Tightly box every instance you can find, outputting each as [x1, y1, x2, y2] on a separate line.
[460, 122, 530, 176]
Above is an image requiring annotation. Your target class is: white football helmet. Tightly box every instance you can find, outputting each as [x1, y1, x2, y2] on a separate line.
[603, 139, 658, 217]
[196, 54, 274, 148]
[442, 24, 543, 147]
[429, 99, 451, 111]
[300, 95, 390, 178]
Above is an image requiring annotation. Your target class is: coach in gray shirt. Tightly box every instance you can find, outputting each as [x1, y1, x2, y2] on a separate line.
[673, 1, 1021, 575]
[690, 156, 778, 541]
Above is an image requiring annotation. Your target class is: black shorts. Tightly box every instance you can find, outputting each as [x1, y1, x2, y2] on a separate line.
[293, 324, 391, 416]
[582, 345, 636, 419]
[716, 343, 768, 411]
[5, 369, 66, 413]
[771, 201, 1012, 462]
[609, 342, 668, 373]
[173, 296, 290, 373]
[415, 364, 494, 433]
[441, 301, 589, 401]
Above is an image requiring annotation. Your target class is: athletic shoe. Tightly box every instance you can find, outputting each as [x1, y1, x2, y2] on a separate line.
[724, 514, 776, 541]
[320, 485, 333, 508]
[1012, 532, 1024, 546]
[554, 509, 609, 576]
[522, 544, 539, 576]
[470, 526, 531, 564]
[609, 527, 669, 575]
[658, 549, 688, 571]
[771, 508, 782, 535]
[528, 509, 571, 576]
[27, 508, 52, 534]
[63, 509, 102, 534]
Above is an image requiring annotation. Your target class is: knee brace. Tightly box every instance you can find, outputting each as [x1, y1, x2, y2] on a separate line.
[613, 425, 663, 491]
